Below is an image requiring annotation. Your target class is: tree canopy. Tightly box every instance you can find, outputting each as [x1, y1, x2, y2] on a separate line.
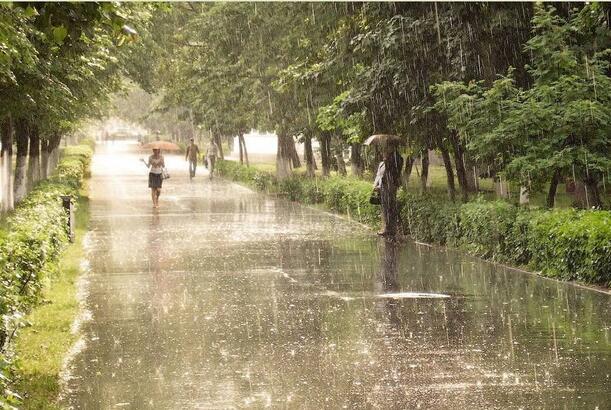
[432, 4, 611, 207]
[2, 2, 609, 206]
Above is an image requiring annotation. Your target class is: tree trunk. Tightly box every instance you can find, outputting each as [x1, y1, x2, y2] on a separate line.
[350, 143, 363, 177]
[420, 149, 429, 192]
[276, 132, 293, 180]
[401, 155, 415, 190]
[334, 136, 346, 176]
[238, 131, 249, 166]
[439, 144, 456, 201]
[426, 150, 434, 188]
[546, 169, 561, 208]
[583, 176, 603, 209]
[304, 133, 316, 177]
[449, 132, 469, 201]
[519, 186, 529, 205]
[242, 136, 249, 166]
[40, 138, 49, 180]
[287, 136, 301, 169]
[189, 108, 196, 140]
[214, 135, 224, 159]
[47, 133, 61, 175]
[1, 115, 14, 212]
[319, 133, 331, 177]
[13, 118, 29, 203]
[495, 176, 510, 199]
[238, 135, 244, 164]
[465, 161, 479, 192]
[27, 126, 41, 189]
[227, 134, 234, 152]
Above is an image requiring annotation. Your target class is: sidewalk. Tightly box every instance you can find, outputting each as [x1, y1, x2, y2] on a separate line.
[61, 141, 611, 409]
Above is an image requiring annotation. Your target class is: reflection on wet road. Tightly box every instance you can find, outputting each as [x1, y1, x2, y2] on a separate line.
[62, 141, 610, 409]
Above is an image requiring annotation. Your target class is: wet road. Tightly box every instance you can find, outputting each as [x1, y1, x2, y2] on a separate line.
[62, 142, 610, 409]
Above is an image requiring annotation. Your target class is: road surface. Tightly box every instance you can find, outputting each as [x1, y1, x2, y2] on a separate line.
[62, 141, 610, 409]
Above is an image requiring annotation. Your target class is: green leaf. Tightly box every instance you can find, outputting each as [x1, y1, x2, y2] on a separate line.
[52, 25, 68, 44]
[24, 6, 38, 18]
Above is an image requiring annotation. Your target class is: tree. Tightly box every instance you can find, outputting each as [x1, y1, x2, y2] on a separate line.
[0, 2, 150, 211]
[432, 4, 611, 208]
[316, 91, 366, 177]
[307, 2, 533, 198]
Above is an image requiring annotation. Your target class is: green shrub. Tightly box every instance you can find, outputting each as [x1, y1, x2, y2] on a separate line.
[459, 199, 518, 261]
[278, 177, 303, 201]
[529, 210, 611, 285]
[79, 137, 96, 150]
[400, 192, 461, 245]
[252, 171, 275, 191]
[56, 158, 86, 188]
[0, 143, 92, 407]
[217, 160, 276, 192]
[301, 178, 324, 203]
[506, 208, 534, 265]
[318, 176, 379, 225]
[217, 160, 379, 225]
[62, 145, 93, 168]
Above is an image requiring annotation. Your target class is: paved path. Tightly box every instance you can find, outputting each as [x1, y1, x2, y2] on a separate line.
[62, 141, 610, 409]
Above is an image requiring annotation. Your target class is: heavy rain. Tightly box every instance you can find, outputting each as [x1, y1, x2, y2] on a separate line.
[0, 2, 609, 409]
[60, 141, 610, 408]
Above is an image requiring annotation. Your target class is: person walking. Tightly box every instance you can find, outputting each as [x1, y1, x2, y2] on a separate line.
[141, 147, 165, 208]
[185, 138, 200, 178]
[374, 145, 403, 236]
[206, 139, 219, 179]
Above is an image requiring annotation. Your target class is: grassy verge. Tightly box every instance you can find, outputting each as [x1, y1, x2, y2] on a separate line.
[245, 160, 587, 208]
[12, 182, 90, 409]
[0, 142, 93, 408]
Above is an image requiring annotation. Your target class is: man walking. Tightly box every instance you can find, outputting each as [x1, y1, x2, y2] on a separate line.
[185, 138, 200, 178]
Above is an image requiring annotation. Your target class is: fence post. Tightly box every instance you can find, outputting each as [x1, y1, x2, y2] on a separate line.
[60, 195, 75, 242]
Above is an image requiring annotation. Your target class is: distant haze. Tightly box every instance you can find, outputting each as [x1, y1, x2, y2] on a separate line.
[230, 131, 319, 158]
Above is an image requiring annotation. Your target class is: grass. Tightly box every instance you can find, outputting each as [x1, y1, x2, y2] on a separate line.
[250, 162, 276, 173]
[247, 159, 607, 208]
[13, 182, 90, 409]
[400, 165, 586, 208]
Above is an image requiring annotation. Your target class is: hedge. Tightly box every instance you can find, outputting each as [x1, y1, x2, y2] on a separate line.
[218, 160, 380, 226]
[399, 192, 461, 246]
[529, 210, 611, 284]
[0, 143, 93, 407]
[218, 160, 611, 287]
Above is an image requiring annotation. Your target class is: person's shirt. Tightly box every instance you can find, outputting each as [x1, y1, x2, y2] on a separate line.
[374, 162, 385, 189]
[374, 151, 403, 189]
[186, 143, 199, 161]
[148, 154, 165, 174]
[207, 143, 218, 158]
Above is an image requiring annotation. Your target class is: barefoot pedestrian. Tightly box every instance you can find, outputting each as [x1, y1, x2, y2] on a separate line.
[141, 147, 165, 208]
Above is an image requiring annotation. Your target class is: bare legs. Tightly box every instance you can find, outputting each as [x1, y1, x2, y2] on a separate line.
[151, 188, 161, 207]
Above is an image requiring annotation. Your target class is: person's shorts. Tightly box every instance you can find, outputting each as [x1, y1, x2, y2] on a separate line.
[149, 172, 163, 188]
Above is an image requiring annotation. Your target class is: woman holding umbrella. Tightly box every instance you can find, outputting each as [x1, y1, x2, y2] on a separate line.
[366, 135, 404, 237]
[141, 146, 166, 208]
